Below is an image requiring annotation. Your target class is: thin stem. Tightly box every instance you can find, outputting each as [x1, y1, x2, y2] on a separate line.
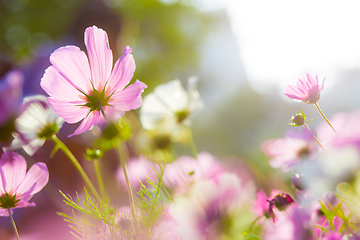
[314, 102, 337, 134]
[304, 124, 325, 151]
[93, 159, 107, 202]
[115, 143, 138, 231]
[51, 135, 102, 204]
[150, 162, 166, 216]
[187, 127, 198, 159]
[8, 208, 20, 240]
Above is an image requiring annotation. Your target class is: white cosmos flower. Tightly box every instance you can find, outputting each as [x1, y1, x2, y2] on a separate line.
[10, 95, 64, 156]
[140, 76, 204, 131]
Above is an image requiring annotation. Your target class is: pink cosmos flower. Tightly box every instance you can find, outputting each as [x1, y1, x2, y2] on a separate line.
[316, 110, 360, 149]
[116, 152, 224, 194]
[252, 189, 295, 221]
[284, 73, 325, 104]
[0, 151, 49, 216]
[261, 128, 316, 172]
[40, 25, 147, 137]
[168, 173, 255, 239]
[162, 152, 224, 194]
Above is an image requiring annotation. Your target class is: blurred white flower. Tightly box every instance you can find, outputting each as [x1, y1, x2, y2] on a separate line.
[298, 146, 360, 196]
[10, 95, 64, 156]
[140, 76, 204, 131]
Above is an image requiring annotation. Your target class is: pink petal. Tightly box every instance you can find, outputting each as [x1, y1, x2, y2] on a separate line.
[68, 111, 100, 137]
[0, 152, 27, 194]
[296, 79, 308, 93]
[0, 208, 10, 216]
[107, 46, 135, 92]
[41, 66, 83, 102]
[306, 73, 317, 86]
[84, 26, 113, 88]
[284, 85, 307, 100]
[16, 162, 49, 197]
[110, 80, 147, 111]
[50, 46, 92, 93]
[320, 77, 325, 91]
[47, 98, 88, 123]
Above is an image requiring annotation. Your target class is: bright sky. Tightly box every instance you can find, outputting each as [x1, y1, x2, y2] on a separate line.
[224, 0, 360, 93]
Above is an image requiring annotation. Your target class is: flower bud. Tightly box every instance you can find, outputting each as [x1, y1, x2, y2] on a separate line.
[290, 111, 306, 127]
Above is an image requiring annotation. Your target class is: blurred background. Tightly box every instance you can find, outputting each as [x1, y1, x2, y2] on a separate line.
[1, 0, 360, 238]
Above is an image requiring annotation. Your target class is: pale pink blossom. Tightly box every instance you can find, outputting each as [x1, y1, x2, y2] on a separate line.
[162, 152, 224, 194]
[284, 73, 325, 104]
[0, 151, 49, 216]
[261, 128, 316, 172]
[116, 155, 159, 190]
[316, 110, 360, 149]
[168, 173, 255, 239]
[41, 25, 147, 137]
[116, 152, 224, 194]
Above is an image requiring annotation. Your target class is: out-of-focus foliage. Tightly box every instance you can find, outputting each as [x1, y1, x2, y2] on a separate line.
[0, 0, 215, 90]
[106, 0, 215, 89]
[0, 0, 84, 61]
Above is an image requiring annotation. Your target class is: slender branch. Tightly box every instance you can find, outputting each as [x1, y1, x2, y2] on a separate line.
[115, 143, 138, 231]
[93, 159, 107, 202]
[314, 102, 337, 134]
[8, 208, 20, 240]
[303, 124, 325, 151]
[51, 135, 102, 204]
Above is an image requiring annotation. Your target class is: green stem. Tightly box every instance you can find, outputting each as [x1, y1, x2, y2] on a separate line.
[187, 127, 198, 159]
[115, 144, 138, 231]
[304, 124, 325, 151]
[314, 102, 337, 134]
[51, 135, 102, 204]
[150, 162, 166, 216]
[93, 159, 107, 202]
[8, 208, 20, 240]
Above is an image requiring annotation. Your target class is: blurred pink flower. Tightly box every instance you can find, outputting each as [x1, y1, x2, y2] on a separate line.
[284, 73, 325, 104]
[263, 206, 313, 240]
[0, 152, 49, 216]
[168, 173, 255, 239]
[252, 189, 295, 221]
[41, 25, 147, 137]
[261, 128, 316, 172]
[116, 155, 159, 190]
[317, 110, 360, 149]
[162, 152, 224, 194]
[116, 152, 224, 194]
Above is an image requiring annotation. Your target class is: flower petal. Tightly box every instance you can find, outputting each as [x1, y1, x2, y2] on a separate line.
[41, 66, 83, 102]
[306, 73, 317, 86]
[84, 26, 113, 88]
[107, 46, 135, 92]
[16, 162, 49, 196]
[68, 111, 100, 137]
[154, 80, 188, 112]
[284, 85, 307, 101]
[110, 80, 147, 111]
[50, 46, 92, 93]
[47, 98, 88, 123]
[140, 93, 174, 130]
[0, 152, 27, 194]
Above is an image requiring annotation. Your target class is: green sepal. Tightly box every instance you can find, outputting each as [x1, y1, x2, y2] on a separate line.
[0, 193, 20, 209]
